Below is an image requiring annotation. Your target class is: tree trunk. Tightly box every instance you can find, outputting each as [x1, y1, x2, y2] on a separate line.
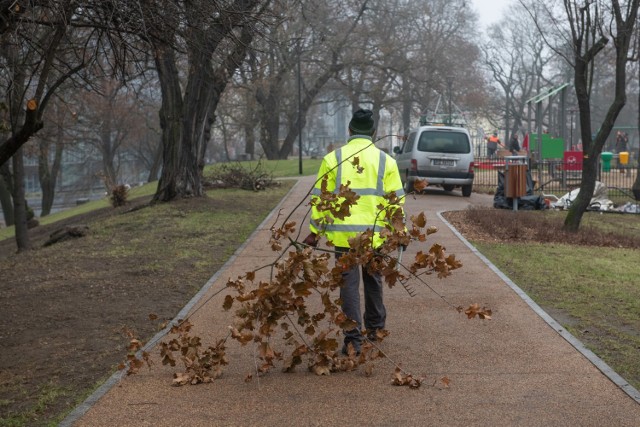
[38, 134, 63, 217]
[278, 65, 343, 159]
[147, 141, 162, 183]
[257, 87, 283, 159]
[244, 123, 256, 160]
[12, 148, 30, 251]
[0, 100, 43, 167]
[198, 25, 255, 170]
[152, 43, 184, 202]
[180, 42, 211, 196]
[99, 108, 119, 189]
[402, 73, 411, 136]
[564, 53, 601, 231]
[0, 164, 14, 226]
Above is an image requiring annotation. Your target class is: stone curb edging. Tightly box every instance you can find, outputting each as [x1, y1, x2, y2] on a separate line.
[437, 210, 640, 405]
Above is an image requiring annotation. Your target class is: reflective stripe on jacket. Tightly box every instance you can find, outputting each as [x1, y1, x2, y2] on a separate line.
[309, 135, 405, 248]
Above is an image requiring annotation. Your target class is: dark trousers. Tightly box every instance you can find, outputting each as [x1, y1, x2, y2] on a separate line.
[336, 248, 386, 348]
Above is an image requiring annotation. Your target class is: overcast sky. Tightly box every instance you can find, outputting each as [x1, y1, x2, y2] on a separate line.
[472, 0, 511, 27]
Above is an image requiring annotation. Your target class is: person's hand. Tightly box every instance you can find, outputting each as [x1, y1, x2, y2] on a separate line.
[303, 233, 318, 247]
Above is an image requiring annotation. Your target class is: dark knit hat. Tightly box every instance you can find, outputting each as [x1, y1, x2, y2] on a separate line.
[349, 108, 375, 134]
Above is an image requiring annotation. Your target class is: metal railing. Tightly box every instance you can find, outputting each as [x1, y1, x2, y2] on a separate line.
[473, 156, 638, 200]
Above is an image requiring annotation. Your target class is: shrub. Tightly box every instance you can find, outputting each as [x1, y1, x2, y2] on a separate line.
[110, 184, 129, 207]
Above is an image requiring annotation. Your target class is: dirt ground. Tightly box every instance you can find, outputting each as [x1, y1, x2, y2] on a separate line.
[0, 190, 287, 426]
[1, 194, 637, 426]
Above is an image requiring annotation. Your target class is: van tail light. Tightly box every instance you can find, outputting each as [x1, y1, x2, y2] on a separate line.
[468, 161, 475, 175]
[410, 159, 418, 172]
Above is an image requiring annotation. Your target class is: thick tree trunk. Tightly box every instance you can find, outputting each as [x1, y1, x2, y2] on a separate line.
[257, 88, 283, 159]
[180, 45, 211, 196]
[152, 43, 184, 202]
[12, 148, 30, 251]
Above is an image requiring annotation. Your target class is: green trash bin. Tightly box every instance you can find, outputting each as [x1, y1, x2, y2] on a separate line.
[601, 151, 613, 172]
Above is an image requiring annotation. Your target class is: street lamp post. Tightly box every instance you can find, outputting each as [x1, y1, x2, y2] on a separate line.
[297, 44, 303, 175]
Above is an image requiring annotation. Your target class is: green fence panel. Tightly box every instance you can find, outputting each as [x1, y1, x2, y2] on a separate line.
[530, 133, 565, 159]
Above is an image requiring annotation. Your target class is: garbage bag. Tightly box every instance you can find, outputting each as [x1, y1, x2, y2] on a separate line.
[551, 181, 613, 211]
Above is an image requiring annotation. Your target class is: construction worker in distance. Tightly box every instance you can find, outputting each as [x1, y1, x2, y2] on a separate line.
[486, 131, 503, 158]
[303, 108, 405, 355]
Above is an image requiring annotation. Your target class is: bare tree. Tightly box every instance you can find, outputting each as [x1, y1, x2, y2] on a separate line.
[482, 2, 556, 139]
[0, 1, 90, 168]
[137, 0, 267, 201]
[243, 0, 369, 160]
[0, 1, 151, 250]
[543, 0, 639, 230]
[36, 98, 73, 216]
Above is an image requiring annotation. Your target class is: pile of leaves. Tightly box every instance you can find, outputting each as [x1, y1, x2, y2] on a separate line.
[446, 207, 640, 249]
[204, 161, 278, 191]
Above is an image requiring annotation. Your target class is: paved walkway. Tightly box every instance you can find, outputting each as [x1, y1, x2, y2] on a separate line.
[64, 176, 640, 426]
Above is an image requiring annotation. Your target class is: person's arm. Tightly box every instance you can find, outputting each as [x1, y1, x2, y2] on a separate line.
[305, 154, 336, 245]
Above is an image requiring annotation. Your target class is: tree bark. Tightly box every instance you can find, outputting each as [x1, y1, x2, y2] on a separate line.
[38, 133, 64, 217]
[0, 163, 14, 226]
[152, 42, 184, 202]
[257, 82, 284, 159]
[12, 148, 30, 251]
[0, 100, 42, 167]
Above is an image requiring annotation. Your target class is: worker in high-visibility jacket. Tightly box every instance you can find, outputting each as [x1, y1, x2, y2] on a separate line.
[486, 131, 503, 158]
[303, 108, 405, 355]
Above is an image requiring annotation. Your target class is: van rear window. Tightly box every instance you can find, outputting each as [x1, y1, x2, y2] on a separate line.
[417, 131, 470, 153]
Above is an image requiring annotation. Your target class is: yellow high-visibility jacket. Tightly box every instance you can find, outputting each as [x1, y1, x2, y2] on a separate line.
[309, 135, 405, 248]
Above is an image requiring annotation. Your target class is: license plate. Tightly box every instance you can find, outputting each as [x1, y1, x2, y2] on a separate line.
[432, 159, 455, 166]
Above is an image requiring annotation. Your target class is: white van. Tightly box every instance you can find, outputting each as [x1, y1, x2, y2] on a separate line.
[393, 125, 475, 197]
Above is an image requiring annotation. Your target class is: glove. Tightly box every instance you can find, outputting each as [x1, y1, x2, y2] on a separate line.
[303, 233, 318, 247]
[400, 244, 408, 252]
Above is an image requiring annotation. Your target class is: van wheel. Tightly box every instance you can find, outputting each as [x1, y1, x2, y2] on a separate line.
[461, 185, 472, 197]
[442, 184, 454, 192]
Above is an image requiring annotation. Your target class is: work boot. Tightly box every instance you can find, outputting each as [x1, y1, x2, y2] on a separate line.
[341, 341, 361, 356]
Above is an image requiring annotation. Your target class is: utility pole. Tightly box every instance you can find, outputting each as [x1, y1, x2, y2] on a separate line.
[447, 78, 453, 126]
